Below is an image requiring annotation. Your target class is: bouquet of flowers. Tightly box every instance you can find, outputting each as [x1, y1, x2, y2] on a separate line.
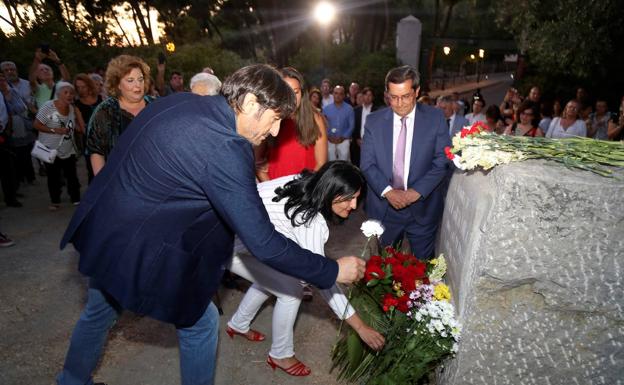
[332, 221, 460, 384]
[446, 122, 624, 177]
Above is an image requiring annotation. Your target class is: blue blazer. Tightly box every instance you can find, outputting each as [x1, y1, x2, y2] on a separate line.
[360, 103, 451, 225]
[61, 94, 338, 327]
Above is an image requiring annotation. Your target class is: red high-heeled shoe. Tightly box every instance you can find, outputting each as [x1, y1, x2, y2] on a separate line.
[225, 326, 265, 342]
[266, 355, 311, 376]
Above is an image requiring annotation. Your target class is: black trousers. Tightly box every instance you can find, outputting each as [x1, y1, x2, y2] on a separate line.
[44, 155, 80, 204]
[12, 144, 36, 185]
[0, 144, 18, 204]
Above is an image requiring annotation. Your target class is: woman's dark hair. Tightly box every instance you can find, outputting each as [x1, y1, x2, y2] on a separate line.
[273, 161, 364, 226]
[516, 100, 540, 127]
[540, 100, 554, 119]
[385, 65, 420, 90]
[221, 64, 296, 119]
[279, 67, 320, 147]
[485, 104, 502, 121]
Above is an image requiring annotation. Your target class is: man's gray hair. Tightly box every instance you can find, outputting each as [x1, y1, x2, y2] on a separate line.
[0, 61, 16, 70]
[89, 73, 104, 83]
[437, 94, 455, 105]
[190, 72, 222, 96]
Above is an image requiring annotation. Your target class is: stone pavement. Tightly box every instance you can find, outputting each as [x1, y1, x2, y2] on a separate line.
[0, 159, 370, 385]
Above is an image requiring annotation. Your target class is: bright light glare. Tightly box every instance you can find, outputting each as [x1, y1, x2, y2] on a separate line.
[314, 2, 336, 26]
[470, 54, 476, 60]
[443, 46, 451, 55]
[478, 49, 485, 58]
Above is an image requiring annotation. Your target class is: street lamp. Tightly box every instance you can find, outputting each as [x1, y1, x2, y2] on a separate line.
[313, 1, 336, 25]
[477, 49, 485, 83]
[442, 46, 451, 90]
[314, 2, 336, 78]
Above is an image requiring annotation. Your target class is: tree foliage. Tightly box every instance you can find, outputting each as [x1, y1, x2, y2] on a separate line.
[494, 0, 624, 100]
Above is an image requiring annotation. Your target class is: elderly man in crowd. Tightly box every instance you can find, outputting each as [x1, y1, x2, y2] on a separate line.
[437, 94, 469, 138]
[190, 72, 222, 96]
[28, 48, 71, 110]
[1, 61, 34, 112]
[55, 64, 365, 385]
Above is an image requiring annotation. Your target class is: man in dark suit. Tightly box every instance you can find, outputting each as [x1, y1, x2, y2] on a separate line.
[350, 87, 376, 166]
[56, 64, 365, 385]
[360, 66, 451, 259]
[437, 94, 469, 138]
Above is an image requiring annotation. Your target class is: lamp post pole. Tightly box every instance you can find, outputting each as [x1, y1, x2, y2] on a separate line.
[314, 2, 336, 80]
[477, 49, 485, 83]
[442, 46, 451, 90]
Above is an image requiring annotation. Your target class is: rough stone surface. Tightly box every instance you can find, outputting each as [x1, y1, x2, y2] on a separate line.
[437, 160, 624, 385]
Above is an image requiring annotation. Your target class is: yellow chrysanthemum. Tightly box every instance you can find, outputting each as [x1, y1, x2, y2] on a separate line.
[434, 283, 451, 301]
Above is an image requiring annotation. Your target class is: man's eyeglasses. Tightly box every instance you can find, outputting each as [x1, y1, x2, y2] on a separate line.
[388, 92, 414, 104]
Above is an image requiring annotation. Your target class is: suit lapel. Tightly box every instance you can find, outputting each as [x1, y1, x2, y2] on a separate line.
[382, 108, 394, 177]
[408, 103, 427, 184]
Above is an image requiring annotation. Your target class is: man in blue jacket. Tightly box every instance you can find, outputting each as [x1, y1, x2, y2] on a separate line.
[360, 65, 451, 259]
[56, 64, 365, 385]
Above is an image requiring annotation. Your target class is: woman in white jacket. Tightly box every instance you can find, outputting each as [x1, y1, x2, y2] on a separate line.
[227, 161, 384, 376]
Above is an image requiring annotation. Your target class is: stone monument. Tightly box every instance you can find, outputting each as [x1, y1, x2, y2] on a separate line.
[396, 15, 422, 72]
[437, 161, 624, 385]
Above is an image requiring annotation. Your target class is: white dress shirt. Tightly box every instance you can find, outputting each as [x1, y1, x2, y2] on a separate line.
[448, 113, 457, 136]
[466, 112, 486, 125]
[360, 104, 373, 139]
[322, 94, 334, 108]
[382, 105, 416, 196]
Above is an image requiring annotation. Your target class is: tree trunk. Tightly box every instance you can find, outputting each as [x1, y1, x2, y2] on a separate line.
[129, 0, 154, 45]
[44, 0, 67, 27]
[440, 3, 457, 37]
[1, 0, 21, 35]
[131, 6, 146, 46]
[113, 12, 134, 47]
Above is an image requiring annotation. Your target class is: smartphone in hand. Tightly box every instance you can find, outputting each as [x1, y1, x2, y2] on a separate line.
[158, 52, 166, 65]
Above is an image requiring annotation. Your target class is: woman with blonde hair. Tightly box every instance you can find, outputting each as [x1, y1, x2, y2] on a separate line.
[87, 55, 153, 176]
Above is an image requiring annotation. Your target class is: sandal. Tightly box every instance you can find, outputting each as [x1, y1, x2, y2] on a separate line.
[225, 326, 265, 342]
[266, 355, 311, 376]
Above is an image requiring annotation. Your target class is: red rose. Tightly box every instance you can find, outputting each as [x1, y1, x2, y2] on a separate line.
[384, 257, 400, 267]
[384, 246, 397, 255]
[460, 128, 469, 138]
[473, 121, 488, 132]
[396, 295, 410, 313]
[382, 293, 399, 312]
[365, 264, 385, 282]
[368, 255, 383, 267]
[444, 146, 455, 160]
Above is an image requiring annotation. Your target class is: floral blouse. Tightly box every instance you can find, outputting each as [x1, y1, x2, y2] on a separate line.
[86, 95, 153, 158]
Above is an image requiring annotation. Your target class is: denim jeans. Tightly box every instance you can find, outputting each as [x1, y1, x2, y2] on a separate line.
[57, 283, 219, 385]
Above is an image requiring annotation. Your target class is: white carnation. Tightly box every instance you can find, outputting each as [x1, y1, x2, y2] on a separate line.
[360, 220, 385, 238]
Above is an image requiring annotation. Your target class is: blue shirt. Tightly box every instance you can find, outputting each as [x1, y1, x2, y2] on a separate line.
[323, 102, 354, 138]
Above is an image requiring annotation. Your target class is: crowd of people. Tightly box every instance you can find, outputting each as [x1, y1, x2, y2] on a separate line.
[0, 48, 623, 384]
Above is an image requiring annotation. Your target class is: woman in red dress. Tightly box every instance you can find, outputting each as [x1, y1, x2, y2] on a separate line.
[256, 67, 328, 181]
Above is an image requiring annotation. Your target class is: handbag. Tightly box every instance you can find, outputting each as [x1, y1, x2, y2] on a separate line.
[31, 135, 64, 164]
